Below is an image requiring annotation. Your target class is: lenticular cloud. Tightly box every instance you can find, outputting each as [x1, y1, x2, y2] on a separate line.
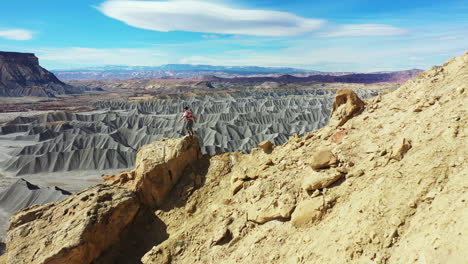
[97, 0, 325, 37]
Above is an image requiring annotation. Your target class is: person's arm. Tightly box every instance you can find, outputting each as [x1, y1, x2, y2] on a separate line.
[178, 113, 185, 123]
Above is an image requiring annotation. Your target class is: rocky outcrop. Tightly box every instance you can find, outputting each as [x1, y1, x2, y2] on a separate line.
[5, 184, 140, 264]
[103, 136, 202, 207]
[0, 51, 83, 97]
[330, 88, 365, 127]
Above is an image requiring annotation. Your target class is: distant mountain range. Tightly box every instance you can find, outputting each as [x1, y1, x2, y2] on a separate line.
[53, 64, 423, 82]
[53, 65, 321, 80]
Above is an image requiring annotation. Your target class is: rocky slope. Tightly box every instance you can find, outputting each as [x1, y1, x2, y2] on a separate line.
[1, 52, 467, 264]
[0, 51, 83, 97]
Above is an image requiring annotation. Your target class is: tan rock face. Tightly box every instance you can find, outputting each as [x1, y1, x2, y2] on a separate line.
[330, 88, 365, 127]
[310, 149, 338, 170]
[6, 184, 140, 264]
[103, 136, 202, 207]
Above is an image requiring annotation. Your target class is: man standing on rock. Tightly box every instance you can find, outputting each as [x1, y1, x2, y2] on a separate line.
[178, 106, 197, 136]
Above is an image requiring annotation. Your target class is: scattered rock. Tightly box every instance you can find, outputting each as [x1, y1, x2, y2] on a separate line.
[302, 170, 343, 192]
[211, 227, 233, 246]
[390, 138, 412, 161]
[247, 193, 296, 224]
[310, 149, 338, 170]
[259, 141, 274, 153]
[331, 129, 348, 144]
[291, 198, 325, 228]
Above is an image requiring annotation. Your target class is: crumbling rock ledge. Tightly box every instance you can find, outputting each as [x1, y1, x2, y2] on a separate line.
[103, 136, 202, 207]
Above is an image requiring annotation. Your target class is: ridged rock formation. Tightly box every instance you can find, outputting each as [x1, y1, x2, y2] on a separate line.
[0, 179, 70, 240]
[2, 52, 467, 264]
[0, 51, 83, 97]
[0, 179, 70, 215]
[0, 90, 378, 176]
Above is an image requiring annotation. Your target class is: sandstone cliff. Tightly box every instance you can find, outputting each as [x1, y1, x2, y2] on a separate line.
[0, 51, 83, 97]
[3, 52, 467, 264]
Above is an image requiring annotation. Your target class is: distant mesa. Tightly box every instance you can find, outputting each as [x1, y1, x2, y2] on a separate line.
[0, 51, 85, 97]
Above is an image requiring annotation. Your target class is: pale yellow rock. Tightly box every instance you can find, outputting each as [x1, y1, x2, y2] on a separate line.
[302, 170, 343, 192]
[103, 136, 201, 207]
[247, 193, 296, 224]
[310, 149, 338, 169]
[6, 185, 140, 264]
[291, 198, 324, 228]
[390, 138, 412, 161]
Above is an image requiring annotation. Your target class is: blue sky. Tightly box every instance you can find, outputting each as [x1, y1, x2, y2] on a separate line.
[0, 0, 467, 71]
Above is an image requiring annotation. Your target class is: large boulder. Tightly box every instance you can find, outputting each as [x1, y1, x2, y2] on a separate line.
[5, 184, 140, 264]
[103, 136, 202, 207]
[330, 88, 365, 127]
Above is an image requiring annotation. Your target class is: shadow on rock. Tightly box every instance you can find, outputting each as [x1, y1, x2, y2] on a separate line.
[160, 154, 211, 212]
[95, 205, 169, 264]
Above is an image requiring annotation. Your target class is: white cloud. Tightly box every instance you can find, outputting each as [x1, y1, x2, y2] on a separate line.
[202, 34, 220, 39]
[318, 24, 408, 38]
[0, 29, 34, 40]
[97, 0, 325, 37]
[36, 47, 169, 67]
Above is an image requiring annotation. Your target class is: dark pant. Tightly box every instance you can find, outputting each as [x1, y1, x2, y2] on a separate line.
[185, 120, 194, 135]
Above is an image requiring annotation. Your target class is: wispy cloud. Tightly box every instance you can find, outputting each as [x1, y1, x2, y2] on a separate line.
[0, 29, 34, 40]
[97, 0, 408, 38]
[36, 47, 169, 67]
[318, 24, 409, 37]
[201, 34, 220, 39]
[97, 0, 326, 37]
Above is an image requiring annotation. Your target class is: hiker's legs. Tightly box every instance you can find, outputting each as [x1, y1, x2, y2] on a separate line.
[186, 120, 194, 136]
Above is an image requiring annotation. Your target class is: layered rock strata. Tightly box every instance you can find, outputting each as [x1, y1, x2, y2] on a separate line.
[0, 51, 83, 97]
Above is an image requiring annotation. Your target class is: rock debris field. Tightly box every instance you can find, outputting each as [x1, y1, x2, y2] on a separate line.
[0, 90, 378, 176]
